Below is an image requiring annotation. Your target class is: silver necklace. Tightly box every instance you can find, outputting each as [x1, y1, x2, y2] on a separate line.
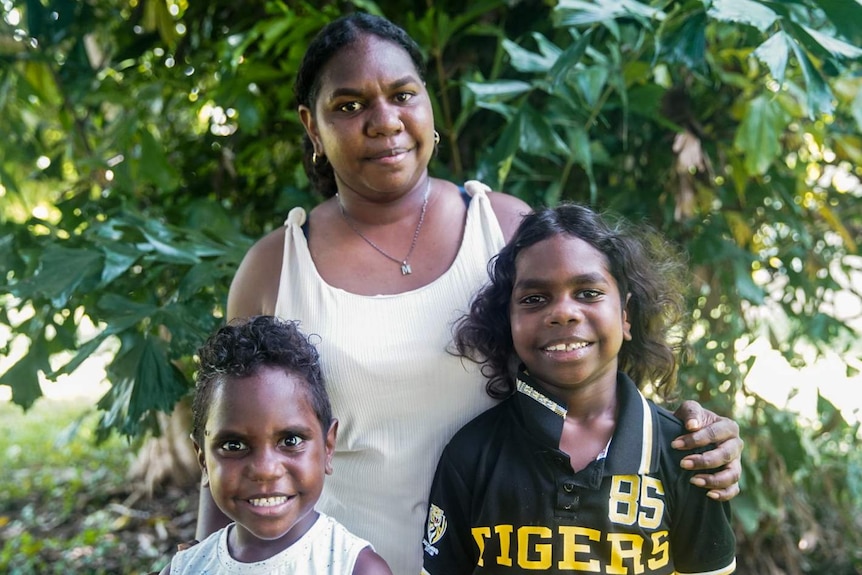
[338, 180, 431, 275]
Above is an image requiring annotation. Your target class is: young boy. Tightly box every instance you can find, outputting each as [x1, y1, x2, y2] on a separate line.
[421, 204, 736, 574]
[160, 315, 391, 574]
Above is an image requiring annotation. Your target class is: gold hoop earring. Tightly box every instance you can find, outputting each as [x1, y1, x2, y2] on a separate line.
[433, 131, 440, 145]
[312, 152, 320, 165]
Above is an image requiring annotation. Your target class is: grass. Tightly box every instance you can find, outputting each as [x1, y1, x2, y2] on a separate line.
[0, 399, 197, 575]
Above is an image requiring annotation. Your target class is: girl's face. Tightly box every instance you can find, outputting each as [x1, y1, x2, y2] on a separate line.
[509, 234, 632, 398]
[196, 367, 336, 559]
[299, 34, 435, 199]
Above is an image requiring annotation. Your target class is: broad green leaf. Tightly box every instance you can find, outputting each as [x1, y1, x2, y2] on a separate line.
[798, 25, 862, 61]
[531, 32, 563, 62]
[473, 100, 516, 120]
[22, 61, 62, 106]
[734, 95, 787, 175]
[520, 105, 569, 156]
[177, 261, 228, 301]
[548, 31, 592, 92]
[47, 313, 144, 378]
[554, 0, 665, 27]
[574, 65, 609, 108]
[566, 124, 596, 203]
[137, 127, 180, 193]
[129, 336, 189, 417]
[786, 36, 835, 117]
[140, 230, 202, 264]
[753, 32, 790, 83]
[465, 80, 533, 102]
[99, 244, 141, 286]
[486, 117, 522, 187]
[142, 0, 179, 49]
[31, 246, 102, 307]
[503, 39, 555, 73]
[816, 0, 862, 45]
[97, 293, 160, 319]
[0, 350, 46, 409]
[664, 10, 707, 71]
[707, 0, 778, 32]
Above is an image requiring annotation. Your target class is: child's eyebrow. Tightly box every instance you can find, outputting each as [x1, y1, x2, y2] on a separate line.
[514, 272, 611, 290]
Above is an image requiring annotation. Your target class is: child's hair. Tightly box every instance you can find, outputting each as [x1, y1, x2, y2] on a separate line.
[295, 13, 427, 198]
[454, 202, 689, 399]
[191, 315, 331, 446]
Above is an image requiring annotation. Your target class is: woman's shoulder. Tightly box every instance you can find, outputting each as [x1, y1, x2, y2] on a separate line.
[227, 225, 288, 318]
[483, 187, 531, 241]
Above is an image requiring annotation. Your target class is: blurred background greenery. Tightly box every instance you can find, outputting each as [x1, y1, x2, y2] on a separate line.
[1, 0, 861, 573]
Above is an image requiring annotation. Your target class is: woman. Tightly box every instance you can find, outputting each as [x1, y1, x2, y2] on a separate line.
[200, 13, 743, 575]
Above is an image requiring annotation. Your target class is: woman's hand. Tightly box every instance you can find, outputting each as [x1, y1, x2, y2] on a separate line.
[671, 400, 743, 501]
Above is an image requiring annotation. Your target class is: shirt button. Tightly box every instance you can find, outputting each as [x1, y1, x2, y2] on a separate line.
[563, 483, 575, 493]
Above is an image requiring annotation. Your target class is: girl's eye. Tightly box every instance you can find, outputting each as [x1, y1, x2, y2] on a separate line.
[280, 436, 303, 448]
[519, 294, 546, 305]
[395, 92, 413, 103]
[219, 439, 246, 452]
[338, 101, 363, 113]
[579, 289, 603, 300]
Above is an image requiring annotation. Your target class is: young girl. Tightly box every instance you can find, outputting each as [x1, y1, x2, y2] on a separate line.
[421, 204, 736, 574]
[160, 316, 391, 575]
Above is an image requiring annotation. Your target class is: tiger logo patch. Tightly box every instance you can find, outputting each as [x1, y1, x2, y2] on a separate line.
[423, 504, 448, 555]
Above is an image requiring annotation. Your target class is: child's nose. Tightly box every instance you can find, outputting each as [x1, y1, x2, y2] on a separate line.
[247, 448, 285, 481]
[548, 297, 583, 324]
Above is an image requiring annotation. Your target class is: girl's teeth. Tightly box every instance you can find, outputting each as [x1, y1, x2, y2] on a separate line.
[546, 342, 588, 351]
[249, 496, 287, 507]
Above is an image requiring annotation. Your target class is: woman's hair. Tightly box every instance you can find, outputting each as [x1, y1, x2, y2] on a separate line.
[294, 13, 427, 198]
[191, 315, 331, 446]
[454, 202, 689, 399]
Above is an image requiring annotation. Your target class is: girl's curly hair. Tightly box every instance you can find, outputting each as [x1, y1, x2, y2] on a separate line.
[191, 316, 330, 446]
[454, 203, 689, 400]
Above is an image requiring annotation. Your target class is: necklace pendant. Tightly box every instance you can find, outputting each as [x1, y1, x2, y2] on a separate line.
[401, 262, 412, 275]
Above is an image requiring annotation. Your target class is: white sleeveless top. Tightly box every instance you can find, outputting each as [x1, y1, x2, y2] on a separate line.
[169, 512, 370, 574]
[274, 181, 504, 575]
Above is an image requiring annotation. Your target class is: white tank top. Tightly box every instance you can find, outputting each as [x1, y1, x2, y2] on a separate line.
[274, 182, 504, 575]
[169, 512, 370, 574]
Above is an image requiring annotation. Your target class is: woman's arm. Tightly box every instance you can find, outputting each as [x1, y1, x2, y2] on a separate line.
[671, 401, 743, 502]
[226, 228, 286, 320]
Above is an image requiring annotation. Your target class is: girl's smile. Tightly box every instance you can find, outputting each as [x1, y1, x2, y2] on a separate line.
[509, 234, 631, 402]
[196, 366, 336, 563]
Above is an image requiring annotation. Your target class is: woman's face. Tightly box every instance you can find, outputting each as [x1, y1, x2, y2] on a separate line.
[299, 34, 435, 199]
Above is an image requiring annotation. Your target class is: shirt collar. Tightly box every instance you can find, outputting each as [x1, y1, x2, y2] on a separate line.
[513, 369, 658, 475]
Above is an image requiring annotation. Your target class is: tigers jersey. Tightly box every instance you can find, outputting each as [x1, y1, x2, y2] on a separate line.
[421, 371, 736, 575]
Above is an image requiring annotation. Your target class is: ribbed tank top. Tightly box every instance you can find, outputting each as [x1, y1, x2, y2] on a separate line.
[274, 181, 504, 575]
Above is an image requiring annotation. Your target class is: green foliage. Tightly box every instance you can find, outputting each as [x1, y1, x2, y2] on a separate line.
[0, 399, 192, 574]
[2, 0, 862, 572]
